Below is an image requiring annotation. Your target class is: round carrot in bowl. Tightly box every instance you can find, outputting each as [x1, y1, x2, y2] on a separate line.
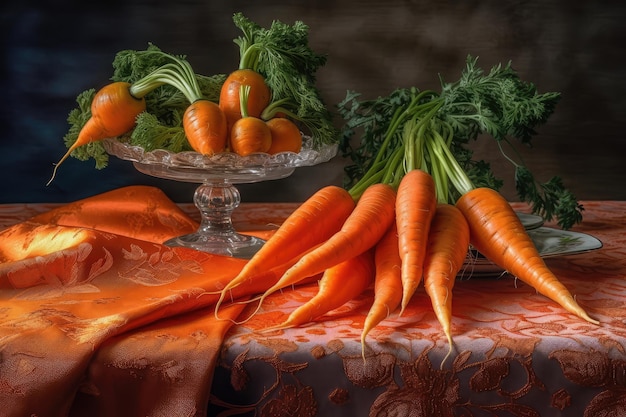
[230, 85, 272, 156]
[266, 117, 303, 154]
[219, 68, 271, 131]
[183, 99, 228, 155]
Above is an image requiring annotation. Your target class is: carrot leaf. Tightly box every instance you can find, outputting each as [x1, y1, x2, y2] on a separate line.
[232, 13, 338, 148]
[128, 112, 190, 153]
[515, 166, 584, 229]
[339, 55, 582, 228]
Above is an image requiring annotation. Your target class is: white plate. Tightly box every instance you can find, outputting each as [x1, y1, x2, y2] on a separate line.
[459, 227, 603, 278]
[526, 227, 603, 257]
[517, 212, 544, 230]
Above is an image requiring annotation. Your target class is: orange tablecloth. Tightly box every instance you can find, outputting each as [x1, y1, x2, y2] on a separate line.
[1, 186, 625, 417]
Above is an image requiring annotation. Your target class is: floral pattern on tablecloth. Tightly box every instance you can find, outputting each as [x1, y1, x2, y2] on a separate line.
[1, 193, 625, 417]
[208, 201, 626, 417]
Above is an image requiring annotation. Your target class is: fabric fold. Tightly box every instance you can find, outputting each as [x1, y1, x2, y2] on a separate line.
[0, 186, 259, 417]
[28, 185, 199, 243]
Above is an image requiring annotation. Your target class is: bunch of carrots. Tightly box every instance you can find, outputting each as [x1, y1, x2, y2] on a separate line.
[49, 13, 334, 183]
[215, 168, 598, 363]
[213, 56, 598, 364]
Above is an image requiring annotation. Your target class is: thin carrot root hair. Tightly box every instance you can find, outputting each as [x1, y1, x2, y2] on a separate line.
[439, 330, 457, 370]
[456, 187, 599, 325]
[230, 270, 326, 327]
[213, 249, 318, 321]
[196, 288, 226, 298]
[437, 285, 456, 370]
[228, 294, 264, 325]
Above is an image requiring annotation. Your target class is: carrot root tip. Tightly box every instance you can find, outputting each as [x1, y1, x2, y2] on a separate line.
[46, 164, 60, 187]
[440, 340, 455, 370]
[582, 314, 600, 325]
[47, 150, 73, 186]
[360, 339, 371, 364]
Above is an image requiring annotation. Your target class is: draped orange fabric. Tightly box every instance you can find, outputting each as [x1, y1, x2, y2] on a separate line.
[0, 186, 268, 417]
[26, 185, 199, 242]
[2, 188, 626, 417]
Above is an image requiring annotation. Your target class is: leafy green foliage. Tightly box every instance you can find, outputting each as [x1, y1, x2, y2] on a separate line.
[338, 55, 582, 229]
[129, 112, 190, 152]
[232, 13, 338, 147]
[338, 87, 427, 186]
[515, 166, 583, 229]
[439, 57, 561, 144]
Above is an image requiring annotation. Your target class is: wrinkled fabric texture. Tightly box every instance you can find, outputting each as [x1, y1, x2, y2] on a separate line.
[0, 189, 625, 417]
[0, 186, 262, 417]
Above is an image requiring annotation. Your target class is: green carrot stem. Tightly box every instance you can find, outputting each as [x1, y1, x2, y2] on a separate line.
[239, 85, 252, 118]
[427, 126, 475, 197]
[131, 59, 202, 104]
[381, 146, 405, 186]
[348, 170, 385, 200]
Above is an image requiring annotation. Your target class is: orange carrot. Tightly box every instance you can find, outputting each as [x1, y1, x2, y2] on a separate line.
[264, 250, 375, 331]
[219, 68, 271, 131]
[266, 117, 303, 154]
[456, 187, 599, 324]
[230, 117, 272, 155]
[183, 99, 228, 155]
[215, 185, 356, 318]
[230, 85, 272, 156]
[135, 57, 229, 156]
[48, 81, 146, 184]
[361, 220, 402, 358]
[422, 203, 470, 366]
[257, 183, 396, 306]
[395, 169, 437, 314]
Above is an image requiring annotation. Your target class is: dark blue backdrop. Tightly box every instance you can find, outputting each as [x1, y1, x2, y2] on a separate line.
[2, 1, 625, 203]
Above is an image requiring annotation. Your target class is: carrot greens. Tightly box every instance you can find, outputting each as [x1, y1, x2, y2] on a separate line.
[339, 55, 583, 229]
[230, 13, 337, 147]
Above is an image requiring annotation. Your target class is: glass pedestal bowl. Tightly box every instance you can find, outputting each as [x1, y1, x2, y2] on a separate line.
[103, 137, 337, 259]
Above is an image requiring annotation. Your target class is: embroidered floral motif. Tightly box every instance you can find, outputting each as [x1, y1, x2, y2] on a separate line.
[550, 348, 626, 417]
[343, 352, 397, 389]
[230, 349, 250, 391]
[368, 352, 461, 417]
[260, 385, 317, 417]
[551, 388, 571, 411]
[328, 387, 349, 405]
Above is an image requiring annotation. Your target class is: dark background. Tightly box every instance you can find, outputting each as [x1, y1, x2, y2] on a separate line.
[2, 0, 625, 204]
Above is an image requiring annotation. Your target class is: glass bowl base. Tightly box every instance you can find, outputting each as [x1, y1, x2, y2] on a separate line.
[164, 231, 265, 259]
[102, 136, 338, 259]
